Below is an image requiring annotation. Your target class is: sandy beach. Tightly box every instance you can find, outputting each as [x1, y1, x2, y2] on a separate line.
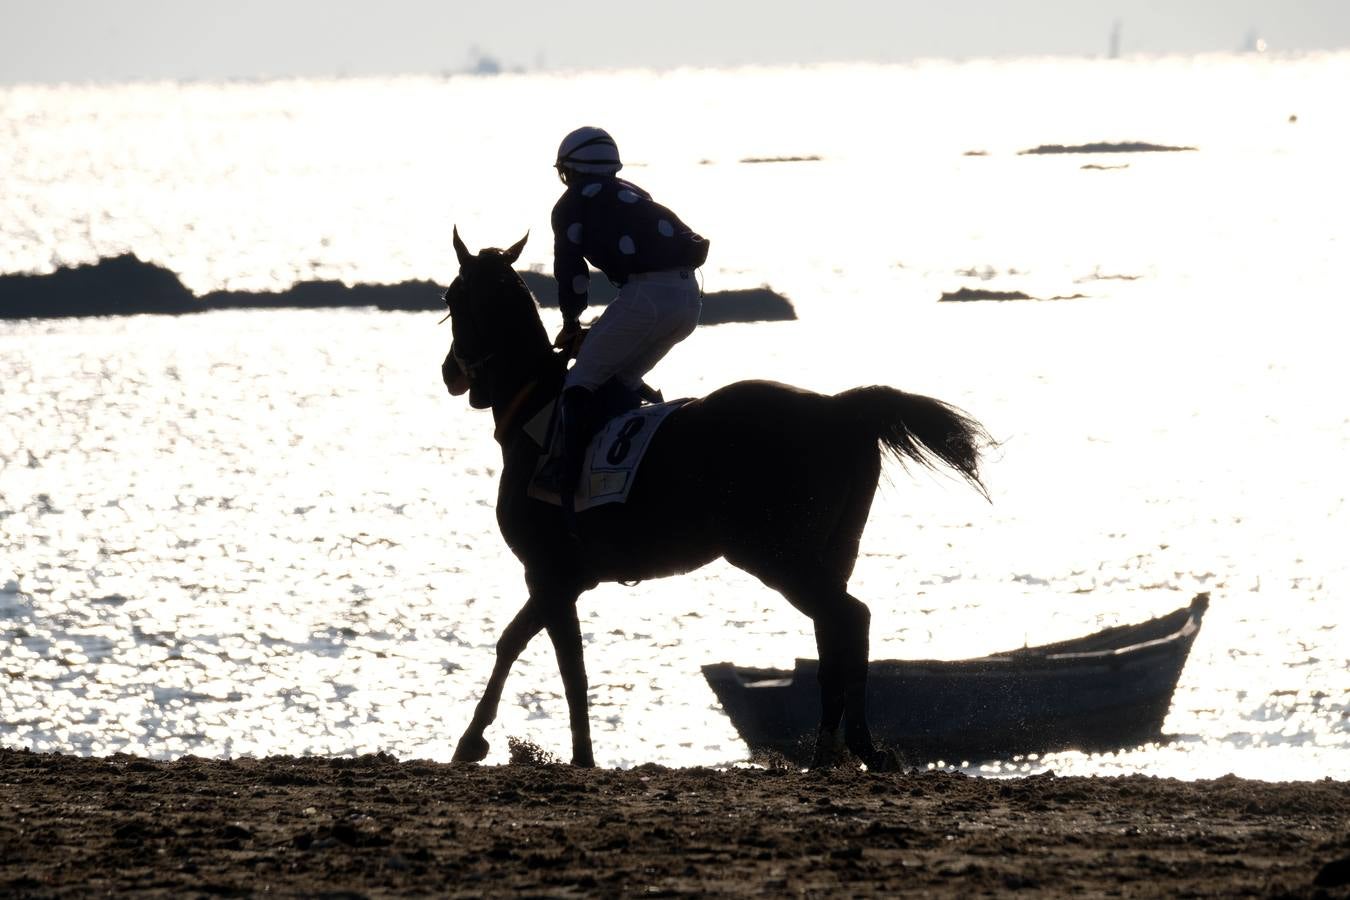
[4, 49, 1350, 899]
[3, 748, 1346, 897]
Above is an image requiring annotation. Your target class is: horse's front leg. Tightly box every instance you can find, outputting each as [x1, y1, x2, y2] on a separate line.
[543, 599, 594, 767]
[453, 599, 545, 763]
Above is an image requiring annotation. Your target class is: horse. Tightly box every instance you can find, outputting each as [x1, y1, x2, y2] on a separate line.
[441, 229, 991, 770]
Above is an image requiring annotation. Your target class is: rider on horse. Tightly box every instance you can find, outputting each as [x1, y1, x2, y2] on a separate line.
[544, 126, 710, 523]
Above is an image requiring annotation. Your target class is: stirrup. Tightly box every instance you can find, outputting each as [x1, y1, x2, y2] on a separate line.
[561, 489, 581, 542]
[533, 454, 566, 494]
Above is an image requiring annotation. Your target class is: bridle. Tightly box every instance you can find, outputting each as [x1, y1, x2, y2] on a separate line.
[442, 268, 511, 387]
[449, 341, 497, 384]
[440, 248, 562, 442]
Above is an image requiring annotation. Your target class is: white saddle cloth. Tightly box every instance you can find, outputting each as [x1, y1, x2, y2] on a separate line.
[526, 399, 689, 512]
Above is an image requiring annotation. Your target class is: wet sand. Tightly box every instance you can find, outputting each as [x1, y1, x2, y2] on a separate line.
[2, 748, 1347, 897]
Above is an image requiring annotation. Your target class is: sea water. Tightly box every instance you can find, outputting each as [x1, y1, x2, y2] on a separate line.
[1, 54, 1347, 777]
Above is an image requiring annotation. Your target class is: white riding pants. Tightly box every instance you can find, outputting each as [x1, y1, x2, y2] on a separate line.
[564, 269, 701, 393]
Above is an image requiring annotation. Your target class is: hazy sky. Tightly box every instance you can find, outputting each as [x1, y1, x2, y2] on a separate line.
[3, 0, 1349, 85]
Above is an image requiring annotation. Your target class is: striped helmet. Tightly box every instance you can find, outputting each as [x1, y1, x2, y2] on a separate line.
[555, 126, 622, 175]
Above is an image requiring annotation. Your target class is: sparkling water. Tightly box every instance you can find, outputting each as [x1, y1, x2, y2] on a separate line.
[2, 54, 1347, 777]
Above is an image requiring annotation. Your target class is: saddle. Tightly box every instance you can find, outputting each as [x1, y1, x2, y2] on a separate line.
[527, 380, 688, 512]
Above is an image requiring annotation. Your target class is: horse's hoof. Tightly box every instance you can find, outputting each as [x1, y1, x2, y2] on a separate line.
[810, 730, 846, 770]
[571, 752, 596, 769]
[453, 734, 489, 763]
[809, 748, 844, 771]
[864, 748, 903, 773]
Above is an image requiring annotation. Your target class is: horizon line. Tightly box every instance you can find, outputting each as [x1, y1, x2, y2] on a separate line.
[3, 45, 1344, 91]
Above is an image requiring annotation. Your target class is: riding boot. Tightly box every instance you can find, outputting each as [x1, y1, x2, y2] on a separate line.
[635, 381, 664, 405]
[558, 386, 597, 540]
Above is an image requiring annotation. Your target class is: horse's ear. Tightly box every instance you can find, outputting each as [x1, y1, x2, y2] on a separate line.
[503, 232, 528, 264]
[453, 227, 472, 268]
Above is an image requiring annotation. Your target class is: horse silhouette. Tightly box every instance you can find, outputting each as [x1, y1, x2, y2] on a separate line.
[442, 229, 991, 769]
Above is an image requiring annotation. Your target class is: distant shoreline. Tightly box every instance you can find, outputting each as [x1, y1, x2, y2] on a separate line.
[0, 254, 795, 325]
[3, 49, 1343, 91]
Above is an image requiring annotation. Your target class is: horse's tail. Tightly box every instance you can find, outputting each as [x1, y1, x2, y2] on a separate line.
[836, 385, 993, 499]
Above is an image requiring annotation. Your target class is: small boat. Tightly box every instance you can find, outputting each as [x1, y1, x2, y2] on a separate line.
[703, 593, 1209, 765]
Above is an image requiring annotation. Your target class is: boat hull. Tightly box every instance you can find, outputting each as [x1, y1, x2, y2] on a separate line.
[703, 594, 1207, 765]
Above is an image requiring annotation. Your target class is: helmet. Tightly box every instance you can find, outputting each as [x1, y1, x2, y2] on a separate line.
[556, 126, 622, 175]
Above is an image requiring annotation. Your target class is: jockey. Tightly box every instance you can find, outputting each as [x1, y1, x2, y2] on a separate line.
[546, 126, 710, 526]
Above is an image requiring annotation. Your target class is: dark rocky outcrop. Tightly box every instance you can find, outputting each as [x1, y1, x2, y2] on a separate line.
[738, 155, 823, 164]
[940, 287, 1035, 302]
[204, 279, 444, 312]
[690, 287, 796, 324]
[0, 255, 796, 324]
[0, 254, 199, 317]
[939, 287, 1087, 303]
[1019, 141, 1196, 155]
[520, 271, 794, 324]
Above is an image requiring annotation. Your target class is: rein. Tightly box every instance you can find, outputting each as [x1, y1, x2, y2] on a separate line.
[492, 378, 545, 445]
[443, 257, 561, 447]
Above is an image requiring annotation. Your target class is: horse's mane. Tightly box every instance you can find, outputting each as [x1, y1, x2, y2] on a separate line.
[476, 249, 552, 352]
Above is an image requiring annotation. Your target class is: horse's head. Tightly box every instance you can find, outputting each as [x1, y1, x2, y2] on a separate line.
[441, 228, 549, 409]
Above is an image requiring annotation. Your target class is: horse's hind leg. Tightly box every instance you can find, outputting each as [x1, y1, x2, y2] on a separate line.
[832, 592, 886, 767]
[453, 599, 546, 763]
[823, 447, 889, 768]
[726, 446, 888, 768]
[724, 557, 886, 769]
[802, 588, 884, 769]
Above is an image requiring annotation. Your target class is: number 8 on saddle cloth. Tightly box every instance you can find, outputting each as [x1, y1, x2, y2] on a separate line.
[526, 398, 690, 512]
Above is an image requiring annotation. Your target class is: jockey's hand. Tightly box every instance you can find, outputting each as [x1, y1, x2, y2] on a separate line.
[553, 319, 584, 358]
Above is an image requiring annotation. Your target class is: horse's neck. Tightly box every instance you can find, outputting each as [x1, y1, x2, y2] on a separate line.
[490, 350, 563, 452]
